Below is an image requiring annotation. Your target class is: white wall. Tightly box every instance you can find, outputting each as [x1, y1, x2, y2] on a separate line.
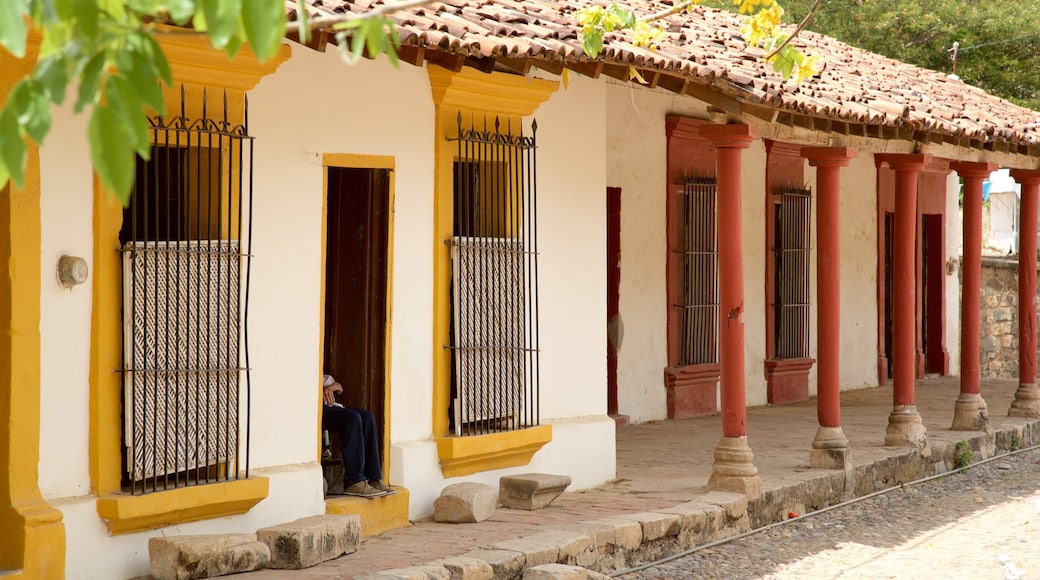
[604, 81, 710, 423]
[837, 155, 880, 389]
[38, 104, 95, 500]
[945, 170, 961, 375]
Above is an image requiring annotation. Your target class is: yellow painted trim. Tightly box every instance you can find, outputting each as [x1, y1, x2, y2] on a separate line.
[97, 478, 269, 535]
[156, 26, 291, 93]
[89, 39, 284, 528]
[428, 67, 558, 117]
[320, 154, 397, 478]
[435, 425, 552, 478]
[325, 486, 409, 537]
[428, 68, 557, 454]
[0, 35, 66, 579]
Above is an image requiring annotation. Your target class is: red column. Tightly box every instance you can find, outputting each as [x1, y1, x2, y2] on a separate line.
[877, 154, 929, 448]
[701, 124, 762, 498]
[702, 125, 756, 438]
[951, 162, 996, 431]
[803, 148, 857, 427]
[803, 147, 856, 469]
[1009, 170, 1040, 418]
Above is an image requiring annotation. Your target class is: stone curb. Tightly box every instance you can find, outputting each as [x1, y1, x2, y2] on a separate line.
[355, 420, 1039, 579]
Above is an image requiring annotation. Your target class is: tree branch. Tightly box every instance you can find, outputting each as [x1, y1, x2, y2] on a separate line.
[764, 0, 820, 60]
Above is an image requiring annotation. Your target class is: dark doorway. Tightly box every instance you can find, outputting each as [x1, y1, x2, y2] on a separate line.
[922, 213, 945, 374]
[606, 187, 621, 418]
[324, 167, 391, 454]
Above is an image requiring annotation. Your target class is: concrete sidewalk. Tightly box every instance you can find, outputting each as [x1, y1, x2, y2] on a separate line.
[240, 377, 1040, 578]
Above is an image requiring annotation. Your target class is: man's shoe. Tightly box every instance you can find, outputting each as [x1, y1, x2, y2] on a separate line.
[344, 481, 387, 498]
[369, 480, 397, 495]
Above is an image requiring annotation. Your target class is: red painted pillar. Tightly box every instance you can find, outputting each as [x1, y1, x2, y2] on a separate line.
[704, 125, 754, 438]
[951, 162, 996, 431]
[804, 147, 856, 469]
[1009, 170, 1040, 418]
[701, 124, 761, 498]
[877, 154, 929, 449]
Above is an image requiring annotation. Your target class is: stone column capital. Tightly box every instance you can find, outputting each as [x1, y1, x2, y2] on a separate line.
[951, 161, 997, 179]
[802, 146, 857, 168]
[699, 124, 758, 149]
[1010, 168, 1040, 186]
[875, 153, 930, 172]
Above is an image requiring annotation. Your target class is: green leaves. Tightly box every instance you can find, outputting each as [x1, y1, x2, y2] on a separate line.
[89, 102, 135, 203]
[242, 0, 287, 62]
[335, 15, 400, 66]
[0, 0, 29, 57]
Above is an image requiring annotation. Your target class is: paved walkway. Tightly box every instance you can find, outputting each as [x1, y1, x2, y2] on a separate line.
[241, 377, 1039, 578]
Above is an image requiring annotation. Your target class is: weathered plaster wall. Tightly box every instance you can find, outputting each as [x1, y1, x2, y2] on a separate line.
[604, 80, 706, 423]
[835, 155, 881, 390]
[945, 171, 962, 375]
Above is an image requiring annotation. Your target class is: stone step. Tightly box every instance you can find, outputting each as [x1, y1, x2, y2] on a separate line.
[257, 514, 361, 570]
[434, 482, 498, 523]
[499, 473, 572, 510]
[149, 533, 270, 580]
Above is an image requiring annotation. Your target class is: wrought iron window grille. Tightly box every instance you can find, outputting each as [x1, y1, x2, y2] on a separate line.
[446, 113, 540, 437]
[774, 186, 813, 360]
[675, 175, 719, 367]
[118, 86, 253, 494]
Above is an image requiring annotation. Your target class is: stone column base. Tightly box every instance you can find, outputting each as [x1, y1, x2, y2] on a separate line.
[1008, 383, 1040, 418]
[885, 405, 929, 455]
[809, 426, 850, 470]
[951, 393, 991, 432]
[707, 436, 762, 499]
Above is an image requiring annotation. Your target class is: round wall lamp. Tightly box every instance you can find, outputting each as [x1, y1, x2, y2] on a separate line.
[57, 255, 89, 288]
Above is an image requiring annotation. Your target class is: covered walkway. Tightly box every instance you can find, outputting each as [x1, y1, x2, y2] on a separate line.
[240, 376, 1040, 578]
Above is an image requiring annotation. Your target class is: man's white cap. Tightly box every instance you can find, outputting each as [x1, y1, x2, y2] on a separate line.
[323, 374, 335, 387]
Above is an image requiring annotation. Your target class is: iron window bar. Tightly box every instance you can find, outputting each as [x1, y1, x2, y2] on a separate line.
[674, 176, 719, 367]
[774, 186, 812, 360]
[446, 113, 540, 437]
[118, 86, 253, 495]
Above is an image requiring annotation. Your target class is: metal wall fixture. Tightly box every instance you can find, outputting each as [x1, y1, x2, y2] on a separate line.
[57, 255, 89, 288]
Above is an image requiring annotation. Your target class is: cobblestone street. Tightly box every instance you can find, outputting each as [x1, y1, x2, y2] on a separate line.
[618, 448, 1040, 579]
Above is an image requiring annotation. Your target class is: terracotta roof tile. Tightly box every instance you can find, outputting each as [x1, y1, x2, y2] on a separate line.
[288, 0, 1040, 149]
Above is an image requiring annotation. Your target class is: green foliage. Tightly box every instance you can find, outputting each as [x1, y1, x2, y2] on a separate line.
[954, 439, 974, 469]
[0, 0, 287, 204]
[703, 0, 1040, 111]
[578, 0, 818, 82]
[1009, 433, 1022, 452]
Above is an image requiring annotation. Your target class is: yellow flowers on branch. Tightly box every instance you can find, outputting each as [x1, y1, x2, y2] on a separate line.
[577, 0, 820, 82]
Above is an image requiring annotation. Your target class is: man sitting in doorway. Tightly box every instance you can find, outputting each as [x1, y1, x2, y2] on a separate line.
[322, 374, 395, 498]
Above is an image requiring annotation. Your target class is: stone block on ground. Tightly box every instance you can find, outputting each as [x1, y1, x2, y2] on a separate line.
[434, 482, 498, 523]
[149, 533, 270, 580]
[355, 565, 451, 579]
[458, 549, 526, 579]
[498, 473, 571, 510]
[523, 564, 610, 580]
[427, 556, 495, 580]
[256, 514, 360, 569]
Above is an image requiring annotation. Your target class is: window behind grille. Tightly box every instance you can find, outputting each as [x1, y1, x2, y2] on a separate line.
[677, 177, 719, 366]
[448, 115, 539, 436]
[773, 188, 812, 359]
[119, 93, 252, 493]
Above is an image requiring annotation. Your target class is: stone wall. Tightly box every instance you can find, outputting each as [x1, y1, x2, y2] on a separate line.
[979, 256, 1038, 378]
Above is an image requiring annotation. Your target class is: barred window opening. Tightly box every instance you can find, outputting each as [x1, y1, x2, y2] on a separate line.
[677, 177, 719, 367]
[448, 114, 540, 437]
[774, 187, 812, 359]
[119, 89, 253, 494]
